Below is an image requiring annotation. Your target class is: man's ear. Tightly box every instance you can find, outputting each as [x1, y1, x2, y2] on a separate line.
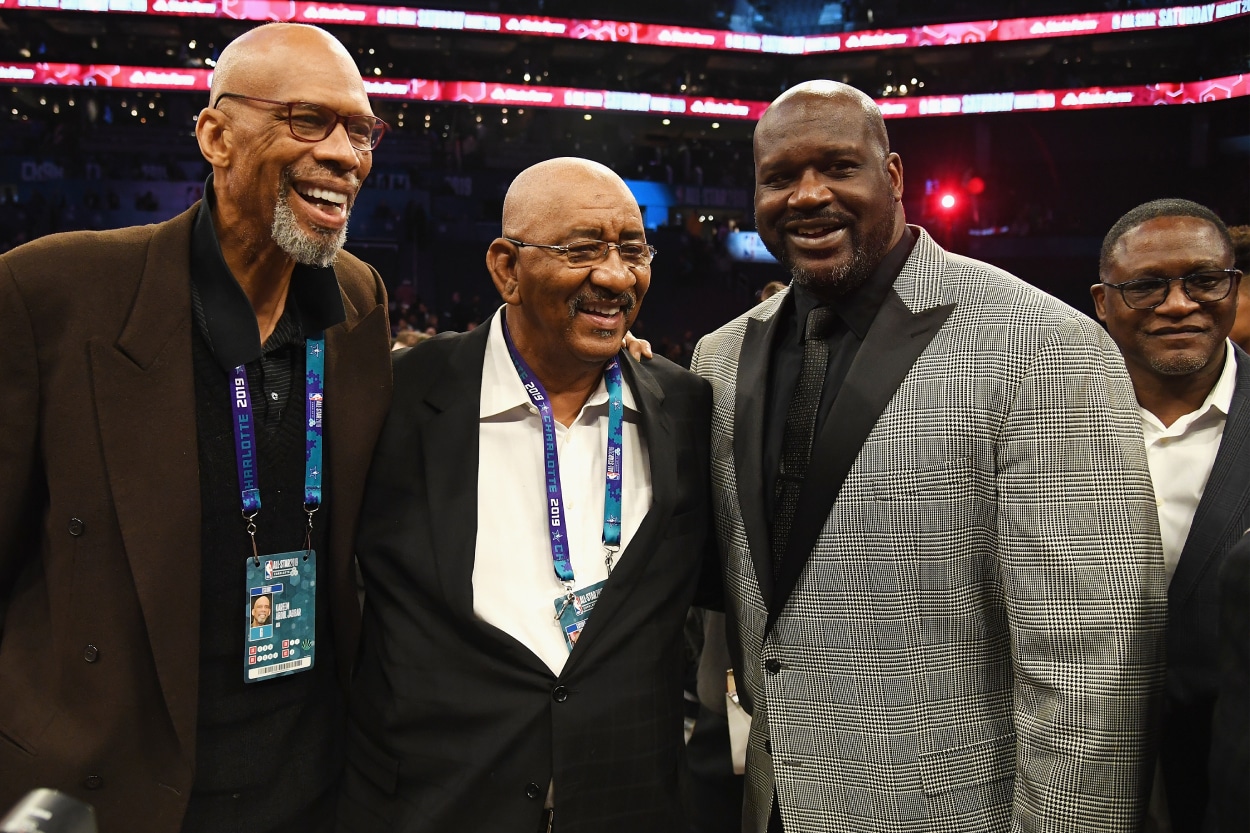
[195, 106, 231, 169]
[487, 239, 521, 306]
[1090, 283, 1109, 323]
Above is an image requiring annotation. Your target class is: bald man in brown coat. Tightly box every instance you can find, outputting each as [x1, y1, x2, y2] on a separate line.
[0, 24, 391, 833]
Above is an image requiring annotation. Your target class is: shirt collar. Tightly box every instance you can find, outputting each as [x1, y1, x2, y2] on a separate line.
[790, 225, 915, 339]
[190, 174, 347, 371]
[480, 305, 639, 419]
[1140, 339, 1238, 436]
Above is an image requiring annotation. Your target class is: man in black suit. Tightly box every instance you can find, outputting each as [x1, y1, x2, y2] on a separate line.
[338, 157, 712, 833]
[1091, 199, 1250, 833]
[1209, 531, 1249, 833]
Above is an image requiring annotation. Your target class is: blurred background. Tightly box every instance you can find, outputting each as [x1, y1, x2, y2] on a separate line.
[1, 0, 1246, 361]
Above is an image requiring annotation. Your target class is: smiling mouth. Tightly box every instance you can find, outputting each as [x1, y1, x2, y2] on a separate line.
[574, 296, 634, 330]
[1149, 327, 1206, 336]
[294, 183, 350, 216]
[782, 215, 853, 250]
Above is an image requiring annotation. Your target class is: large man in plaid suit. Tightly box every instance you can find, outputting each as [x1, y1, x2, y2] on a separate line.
[690, 80, 1167, 833]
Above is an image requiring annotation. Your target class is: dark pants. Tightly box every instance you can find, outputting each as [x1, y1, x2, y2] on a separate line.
[684, 705, 745, 833]
[768, 797, 785, 833]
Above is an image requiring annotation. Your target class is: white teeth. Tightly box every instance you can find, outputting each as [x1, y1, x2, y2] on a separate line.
[298, 186, 348, 205]
[582, 305, 621, 316]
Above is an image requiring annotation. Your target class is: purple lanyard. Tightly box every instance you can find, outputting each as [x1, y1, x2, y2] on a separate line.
[501, 317, 625, 587]
[230, 335, 326, 561]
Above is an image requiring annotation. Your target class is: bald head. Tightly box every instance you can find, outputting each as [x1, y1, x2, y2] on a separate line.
[210, 23, 365, 105]
[501, 157, 636, 239]
[488, 157, 649, 383]
[756, 80, 889, 160]
[196, 22, 374, 271]
[750, 79, 904, 300]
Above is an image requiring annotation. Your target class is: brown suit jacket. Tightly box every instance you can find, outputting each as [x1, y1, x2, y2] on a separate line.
[0, 204, 392, 832]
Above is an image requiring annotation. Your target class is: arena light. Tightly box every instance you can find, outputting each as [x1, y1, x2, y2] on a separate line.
[0, 0, 1243, 57]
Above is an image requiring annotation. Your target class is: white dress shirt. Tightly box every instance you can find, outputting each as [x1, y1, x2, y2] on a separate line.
[1140, 340, 1237, 583]
[472, 309, 652, 675]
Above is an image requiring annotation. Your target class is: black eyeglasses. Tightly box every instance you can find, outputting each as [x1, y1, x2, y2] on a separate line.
[213, 93, 388, 152]
[1100, 269, 1241, 310]
[504, 237, 657, 268]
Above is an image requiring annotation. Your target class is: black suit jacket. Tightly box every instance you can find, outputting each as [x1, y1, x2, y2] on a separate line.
[1161, 344, 1250, 833]
[0, 205, 393, 832]
[338, 317, 713, 833]
[1208, 530, 1250, 833]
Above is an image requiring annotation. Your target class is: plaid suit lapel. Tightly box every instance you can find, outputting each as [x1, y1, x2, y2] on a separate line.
[735, 310, 783, 609]
[767, 288, 955, 634]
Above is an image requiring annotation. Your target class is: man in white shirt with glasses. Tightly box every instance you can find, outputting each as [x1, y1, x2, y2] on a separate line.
[1091, 198, 1249, 833]
[340, 157, 713, 833]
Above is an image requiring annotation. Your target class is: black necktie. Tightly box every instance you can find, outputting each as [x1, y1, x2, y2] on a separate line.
[771, 305, 834, 576]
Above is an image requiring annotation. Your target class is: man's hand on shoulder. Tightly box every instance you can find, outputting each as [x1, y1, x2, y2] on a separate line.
[623, 331, 652, 362]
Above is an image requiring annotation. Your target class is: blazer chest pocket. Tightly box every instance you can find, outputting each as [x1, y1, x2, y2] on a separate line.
[868, 458, 977, 502]
[917, 732, 1016, 796]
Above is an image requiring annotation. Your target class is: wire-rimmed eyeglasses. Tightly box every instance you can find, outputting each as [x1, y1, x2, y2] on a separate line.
[504, 237, 657, 268]
[213, 93, 388, 152]
[1099, 269, 1241, 310]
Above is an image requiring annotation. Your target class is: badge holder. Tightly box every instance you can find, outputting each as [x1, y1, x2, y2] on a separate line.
[232, 336, 325, 683]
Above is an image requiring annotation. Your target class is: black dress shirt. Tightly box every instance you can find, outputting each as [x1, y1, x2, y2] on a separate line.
[763, 228, 916, 521]
[190, 175, 347, 428]
[183, 177, 350, 833]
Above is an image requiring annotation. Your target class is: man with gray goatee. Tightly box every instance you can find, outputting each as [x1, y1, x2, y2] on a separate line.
[0, 23, 391, 833]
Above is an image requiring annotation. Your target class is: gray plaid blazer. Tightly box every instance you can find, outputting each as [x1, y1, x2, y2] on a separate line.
[691, 228, 1167, 833]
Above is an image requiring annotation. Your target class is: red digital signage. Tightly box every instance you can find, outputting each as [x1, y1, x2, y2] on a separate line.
[1, 62, 1245, 121]
[1, 0, 1245, 56]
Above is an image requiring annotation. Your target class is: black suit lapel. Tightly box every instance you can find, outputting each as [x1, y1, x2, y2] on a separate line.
[324, 301, 391, 685]
[421, 323, 491, 615]
[560, 353, 674, 676]
[767, 290, 955, 633]
[1171, 349, 1250, 609]
[735, 312, 783, 608]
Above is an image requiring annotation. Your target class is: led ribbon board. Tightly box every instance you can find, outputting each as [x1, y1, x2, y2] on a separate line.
[0, 0, 1246, 55]
[2, 63, 1245, 121]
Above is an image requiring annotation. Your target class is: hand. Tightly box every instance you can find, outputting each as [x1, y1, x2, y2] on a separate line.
[623, 331, 653, 361]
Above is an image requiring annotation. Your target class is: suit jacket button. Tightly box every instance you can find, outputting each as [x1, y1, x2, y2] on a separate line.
[83, 645, 100, 663]
[765, 659, 782, 674]
[68, 518, 85, 536]
[524, 782, 542, 800]
[84, 775, 103, 790]
[552, 685, 568, 703]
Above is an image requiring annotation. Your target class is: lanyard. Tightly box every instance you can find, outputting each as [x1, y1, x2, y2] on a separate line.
[501, 317, 625, 592]
[230, 335, 326, 563]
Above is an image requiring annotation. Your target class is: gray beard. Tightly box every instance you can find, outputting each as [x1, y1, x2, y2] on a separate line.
[271, 179, 349, 268]
[1148, 351, 1210, 376]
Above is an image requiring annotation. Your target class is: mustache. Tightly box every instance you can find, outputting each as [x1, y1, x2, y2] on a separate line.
[567, 289, 637, 318]
[778, 208, 856, 230]
[280, 164, 362, 194]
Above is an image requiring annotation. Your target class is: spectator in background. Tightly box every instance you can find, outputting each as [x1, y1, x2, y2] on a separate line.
[1091, 199, 1249, 833]
[391, 330, 429, 351]
[759, 280, 787, 301]
[1227, 225, 1250, 351]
